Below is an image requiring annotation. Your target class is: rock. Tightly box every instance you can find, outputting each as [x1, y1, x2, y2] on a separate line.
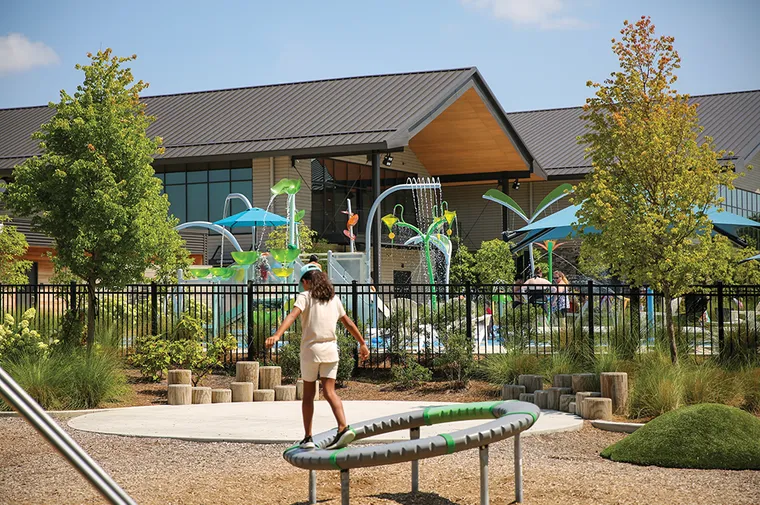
[274, 385, 297, 401]
[571, 373, 598, 393]
[253, 389, 275, 402]
[600, 372, 629, 415]
[211, 389, 231, 403]
[534, 390, 549, 409]
[553, 374, 573, 389]
[235, 361, 260, 389]
[191, 386, 212, 404]
[575, 391, 601, 418]
[167, 369, 192, 386]
[501, 384, 526, 400]
[546, 387, 572, 410]
[231, 382, 254, 402]
[518, 374, 544, 393]
[519, 393, 535, 404]
[568, 402, 576, 415]
[167, 384, 191, 405]
[583, 397, 613, 420]
[260, 366, 282, 390]
[296, 379, 319, 400]
[559, 394, 575, 412]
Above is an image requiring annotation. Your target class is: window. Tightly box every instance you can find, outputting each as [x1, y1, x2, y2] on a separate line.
[156, 160, 253, 226]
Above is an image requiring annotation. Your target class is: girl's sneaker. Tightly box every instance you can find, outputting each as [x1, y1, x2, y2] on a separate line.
[326, 426, 356, 450]
[299, 436, 316, 450]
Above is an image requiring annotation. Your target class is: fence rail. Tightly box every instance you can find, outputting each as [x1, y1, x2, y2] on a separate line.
[1, 282, 759, 366]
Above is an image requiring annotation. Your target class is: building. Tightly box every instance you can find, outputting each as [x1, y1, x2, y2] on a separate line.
[1, 67, 760, 284]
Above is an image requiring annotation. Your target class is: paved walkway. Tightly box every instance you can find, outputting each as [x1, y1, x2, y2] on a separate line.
[68, 401, 582, 443]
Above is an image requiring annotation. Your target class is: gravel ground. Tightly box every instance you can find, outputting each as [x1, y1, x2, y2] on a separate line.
[1, 418, 758, 505]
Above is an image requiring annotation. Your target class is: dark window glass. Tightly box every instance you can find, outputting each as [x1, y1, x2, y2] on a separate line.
[165, 172, 186, 185]
[231, 168, 252, 181]
[187, 184, 208, 222]
[165, 185, 187, 223]
[155, 173, 165, 183]
[209, 169, 230, 182]
[187, 170, 207, 184]
[208, 182, 230, 222]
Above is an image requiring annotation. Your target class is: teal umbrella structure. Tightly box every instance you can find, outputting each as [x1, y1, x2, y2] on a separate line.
[512, 205, 760, 251]
[214, 208, 288, 228]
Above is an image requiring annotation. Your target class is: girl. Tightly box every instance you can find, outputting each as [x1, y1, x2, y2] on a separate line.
[265, 263, 369, 450]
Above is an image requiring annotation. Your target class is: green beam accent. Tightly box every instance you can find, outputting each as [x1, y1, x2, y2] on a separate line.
[330, 447, 350, 470]
[283, 444, 299, 455]
[440, 433, 456, 454]
[422, 401, 503, 426]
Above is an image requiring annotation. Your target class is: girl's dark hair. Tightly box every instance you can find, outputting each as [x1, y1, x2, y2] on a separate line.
[301, 270, 334, 302]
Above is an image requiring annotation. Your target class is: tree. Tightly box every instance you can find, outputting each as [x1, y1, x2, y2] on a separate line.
[265, 224, 317, 252]
[449, 238, 477, 284]
[574, 17, 738, 364]
[5, 50, 190, 350]
[0, 215, 32, 284]
[474, 239, 515, 284]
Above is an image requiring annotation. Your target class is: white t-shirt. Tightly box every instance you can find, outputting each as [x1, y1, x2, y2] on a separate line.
[294, 291, 346, 363]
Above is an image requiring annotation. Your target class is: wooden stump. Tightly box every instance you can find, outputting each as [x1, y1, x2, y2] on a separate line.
[518, 374, 543, 393]
[211, 389, 232, 403]
[575, 391, 601, 418]
[259, 366, 282, 390]
[518, 393, 535, 404]
[231, 382, 254, 402]
[253, 389, 275, 402]
[534, 390, 549, 409]
[236, 361, 260, 389]
[600, 372, 629, 415]
[583, 398, 613, 420]
[275, 385, 297, 401]
[501, 384, 526, 400]
[571, 373, 598, 393]
[191, 386, 212, 404]
[168, 384, 192, 405]
[168, 369, 192, 385]
[559, 394, 575, 412]
[568, 402, 576, 415]
[546, 387, 572, 410]
[553, 374, 573, 389]
[296, 379, 319, 401]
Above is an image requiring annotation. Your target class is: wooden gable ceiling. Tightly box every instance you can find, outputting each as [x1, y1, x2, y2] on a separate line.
[408, 87, 530, 176]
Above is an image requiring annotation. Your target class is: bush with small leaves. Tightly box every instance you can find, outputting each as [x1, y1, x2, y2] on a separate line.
[391, 360, 433, 390]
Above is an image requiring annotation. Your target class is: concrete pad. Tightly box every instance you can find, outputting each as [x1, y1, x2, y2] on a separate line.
[591, 420, 644, 433]
[68, 401, 582, 443]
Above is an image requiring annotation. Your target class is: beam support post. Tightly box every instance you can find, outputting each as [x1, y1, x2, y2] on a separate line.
[480, 445, 489, 505]
[341, 469, 350, 505]
[308, 470, 317, 504]
[410, 427, 420, 493]
[514, 433, 523, 503]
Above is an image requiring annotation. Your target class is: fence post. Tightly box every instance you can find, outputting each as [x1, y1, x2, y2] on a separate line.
[150, 281, 158, 336]
[629, 286, 640, 353]
[69, 281, 77, 313]
[247, 280, 255, 361]
[352, 280, 359, 370]
[717, 282, 725, 356]
[466, 281, 473, 344]
[587, 280, 595, 354]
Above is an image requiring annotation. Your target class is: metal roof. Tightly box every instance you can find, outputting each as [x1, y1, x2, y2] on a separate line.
[1, 67, 509, 169]
[507, 89, 760, 178]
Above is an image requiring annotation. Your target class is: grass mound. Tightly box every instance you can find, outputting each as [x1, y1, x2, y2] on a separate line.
[601, 403, 760, 469]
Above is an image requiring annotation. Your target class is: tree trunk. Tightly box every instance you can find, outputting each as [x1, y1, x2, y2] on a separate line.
[86, 278, 96, 352]
[664, 291, 679, 365]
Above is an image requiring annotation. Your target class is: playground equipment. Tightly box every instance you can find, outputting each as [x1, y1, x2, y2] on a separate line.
[483, 183, 573, 277]
[342, 199, 358, 253]
[284, 400, 539, 504]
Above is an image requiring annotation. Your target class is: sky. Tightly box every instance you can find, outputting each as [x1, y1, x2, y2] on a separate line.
[1, 0, 759, 112]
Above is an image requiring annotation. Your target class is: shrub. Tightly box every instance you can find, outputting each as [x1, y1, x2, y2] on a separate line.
[433, 329, 474, 387]
[0, 309, 53, 362]
[391, 360, 432, 390]
[601, 404, 760, 470]
[2, 353, 68, 410]
[480, 352, 540, 385]
[628, 348, 684, 418]
[473, 239, 515, 284]
[279, 334, 301, 383]
[499, 305, 545, 352]
[541, 352, 578, 382]
[336, 333, 356, 386]
[58, 309, 86, 348]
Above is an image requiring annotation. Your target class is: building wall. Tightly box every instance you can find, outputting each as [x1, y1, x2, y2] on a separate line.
[332, 147, 431, 177]
[379, 247, 431, 284]
[442, 182, 504, 250]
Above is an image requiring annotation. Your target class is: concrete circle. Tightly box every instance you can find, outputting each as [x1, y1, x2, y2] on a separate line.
[68, 401, 582, 443]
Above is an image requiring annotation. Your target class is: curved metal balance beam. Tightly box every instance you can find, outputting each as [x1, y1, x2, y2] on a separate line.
[284, 400, 539, 504]
[174, 221, 243, 252]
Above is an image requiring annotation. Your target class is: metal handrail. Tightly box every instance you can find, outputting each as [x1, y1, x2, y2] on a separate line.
[0, 366, 137, 505]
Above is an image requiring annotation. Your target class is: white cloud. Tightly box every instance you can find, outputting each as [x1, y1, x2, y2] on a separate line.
[0, 33, 59, 75]
[461, 0, 591, 30]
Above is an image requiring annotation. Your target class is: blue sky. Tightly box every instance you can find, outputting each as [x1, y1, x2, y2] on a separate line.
[1, 0, 758, 111]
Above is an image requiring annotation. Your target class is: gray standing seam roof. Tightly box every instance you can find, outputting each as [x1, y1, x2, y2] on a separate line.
[507, 89, 760, 178]
[1, 67, 508, 169]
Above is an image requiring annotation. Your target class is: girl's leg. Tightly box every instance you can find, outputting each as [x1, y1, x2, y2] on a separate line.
[320, 377, 347, 431]
[302, 380, 317, 437]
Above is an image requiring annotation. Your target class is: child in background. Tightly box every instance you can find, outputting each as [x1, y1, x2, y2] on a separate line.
[266, 264, 369, 449]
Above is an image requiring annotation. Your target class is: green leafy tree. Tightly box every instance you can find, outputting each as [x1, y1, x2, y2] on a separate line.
[5, 50, 190, 350]
[574, 17, 738, 364]
[0, 215, 32, 284]
[450, 238, 477, 284]
[474, 239, 515, 284]
[265, 224, 317, 252]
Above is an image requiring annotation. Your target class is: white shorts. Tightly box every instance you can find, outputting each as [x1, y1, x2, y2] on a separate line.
[300, 359, 339, 382]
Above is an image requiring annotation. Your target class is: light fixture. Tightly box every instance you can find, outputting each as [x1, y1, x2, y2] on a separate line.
[383, 153, 393, 166]
[512, 178, 521, 191]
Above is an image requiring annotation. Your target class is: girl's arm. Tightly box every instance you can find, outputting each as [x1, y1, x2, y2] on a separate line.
[265, 307, 302, 348]
[340, 314, 370, 362]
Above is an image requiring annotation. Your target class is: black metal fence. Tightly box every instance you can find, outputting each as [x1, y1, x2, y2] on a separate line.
[1, 282, 759, 366]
